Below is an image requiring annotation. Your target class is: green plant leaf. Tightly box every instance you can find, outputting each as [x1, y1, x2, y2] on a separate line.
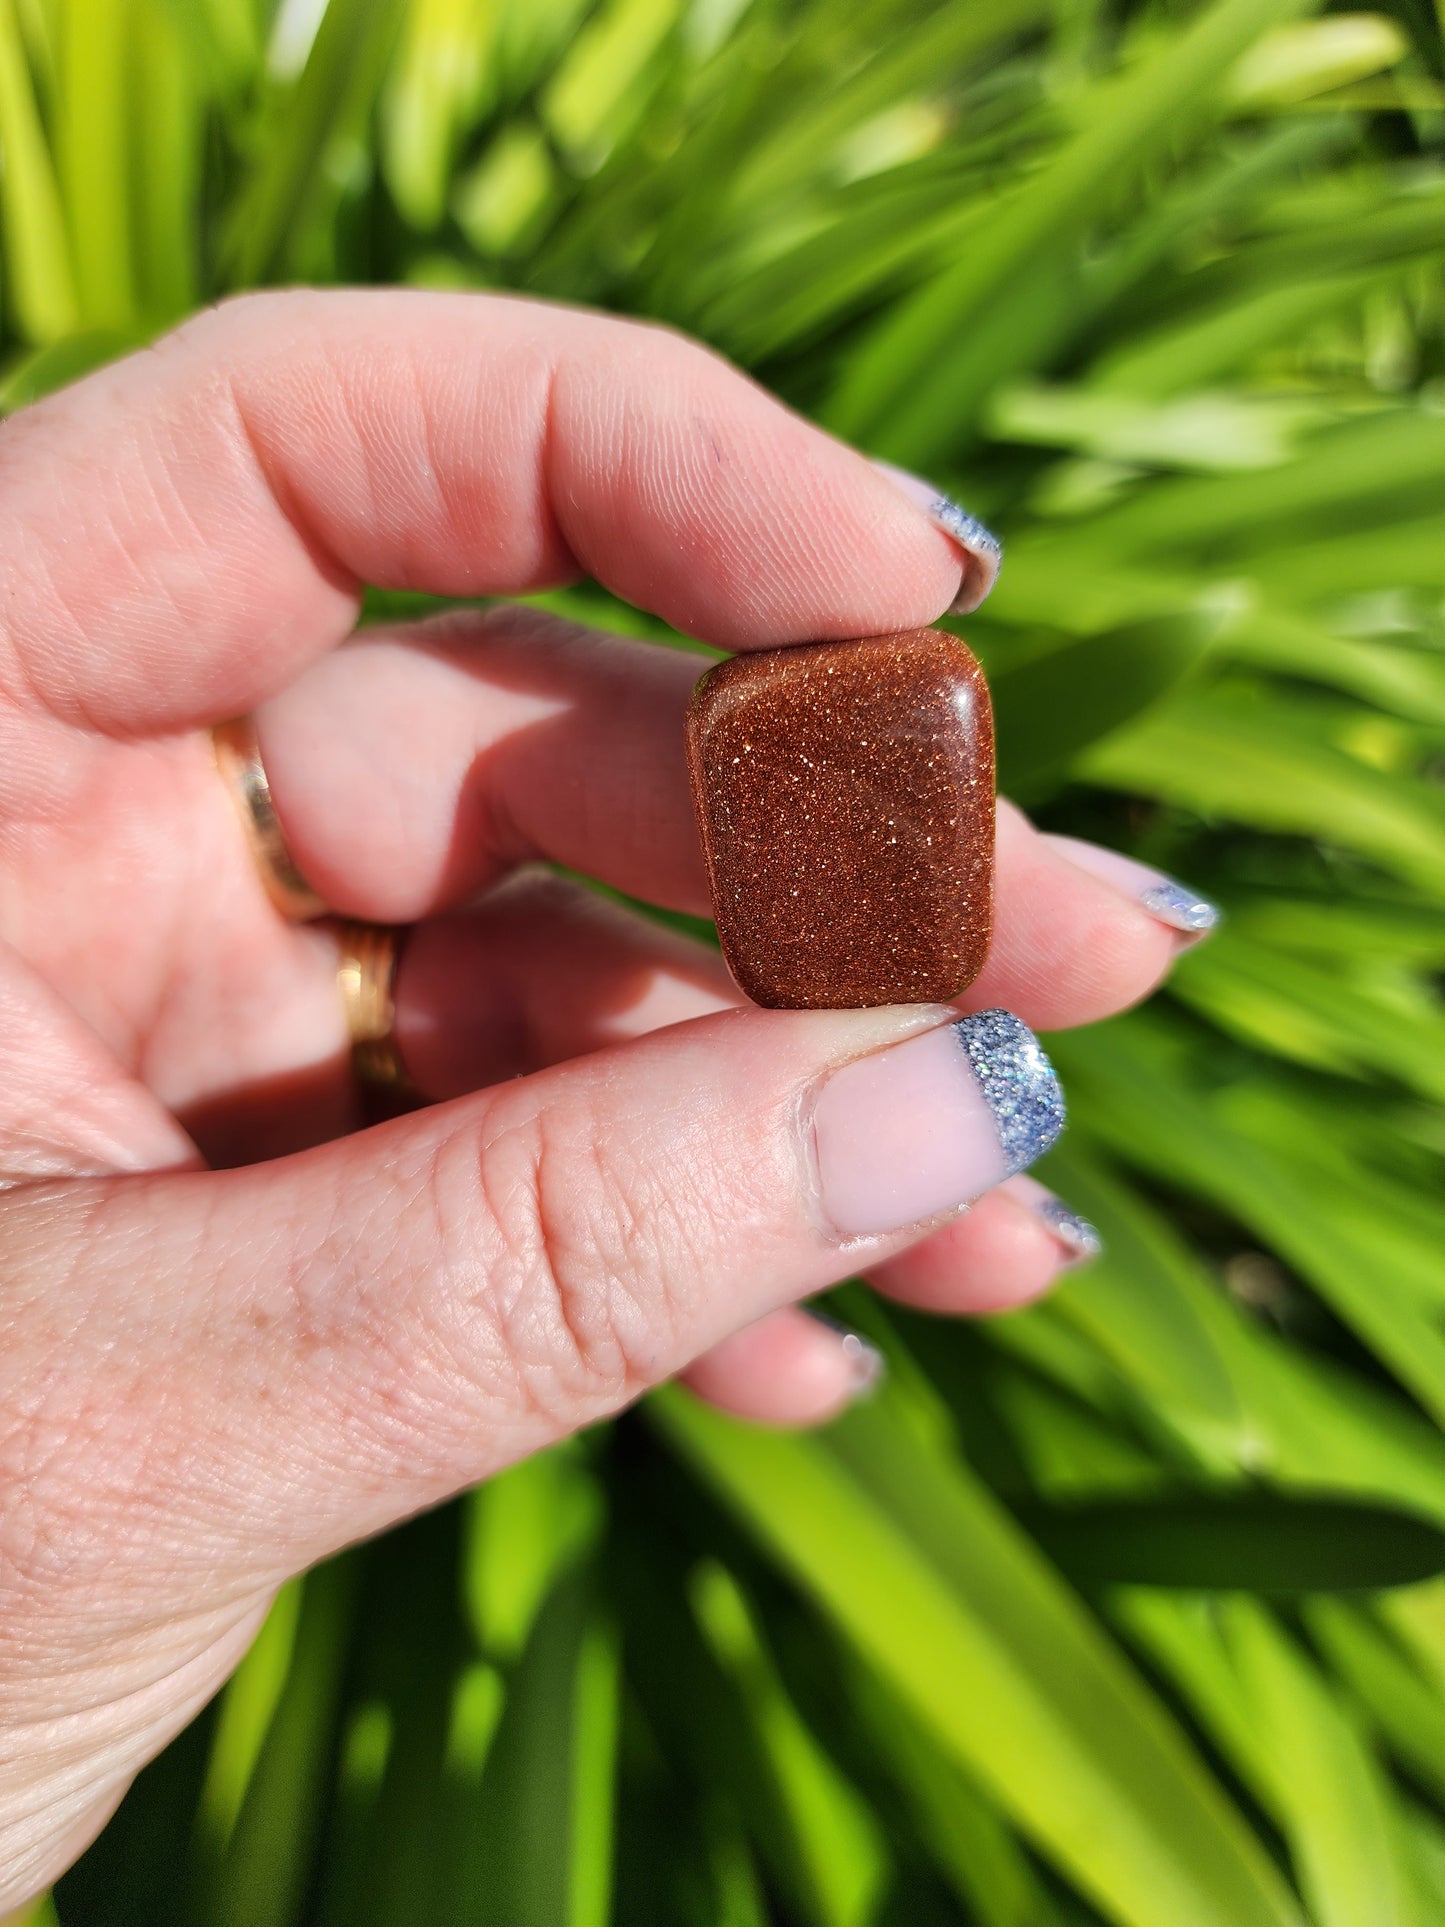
[990, 607, 1221, 796]
[1225, 15, 1408, 111]
[1077, 691, 1445, 898]
[1227, 1602, 1415, 1927]
[224, 0, 408, 285]
[130, 0, 201, 324]
[1118, 1593, 1419, 1927]
[652, 1386, 1305, 1927]
[1036, 1141, 1243, 1455]
[197, 1580, 305, 1856]
[381, 0, 500, 231]
[1018, 1495, 1445, 1592]
[197, 1558, 357, 1927]
[1051, 406, 1445, 560]
[1169, 928, 1445, 1100]
[463, 1565, 620, 1927]
[55, 0, 136, 328]
[1052, 1017, 1445, 1424]
[1224, 607, 1445, 727]
[825, 0, 1314, 460]
[1306, 1598, 1445, 1805]
[0, 0, 77, 341]
[462, 1441, 605, 1663]
[691, 1561, 888, 1927]
[0, 327, 134, 409]
[839, 1652, 1061, 1927]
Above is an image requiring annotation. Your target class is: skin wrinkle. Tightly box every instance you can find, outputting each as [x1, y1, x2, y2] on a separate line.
[11, 551, 102, 729]
[1, 1586, 267, 1727]
[311, 332, 392, 577]
[544, 337, 621, 598]
[393, 330, 533, 587]
[242, 297, 559, 600]
[286, 1133, 543, 1499]
[400, 340, 451, 578]
[0, 707, 94, 829]
[0, 384, 312, 741]
[0, 417, 87, 722]
[464, 1105, 630, 1433]
[0, 963, 170, 1170]
[357, 1155, 520, 1451]
[549, 1108, 680, 1390]
[221, 357, 364, 626]
[2, 1373, 194, 1630]
[457, 624, 563, 884]
[94, 740, 209, 1062]
[0, 1182, 299, 1608]
[0, 1600, 266, 1881]
[12, 373, 226, 733]
[6, 1203, 351, 1604]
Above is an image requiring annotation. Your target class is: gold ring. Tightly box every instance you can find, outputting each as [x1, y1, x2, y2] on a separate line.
[336, 920, 415, 1094]
[211, 715, 328, 922]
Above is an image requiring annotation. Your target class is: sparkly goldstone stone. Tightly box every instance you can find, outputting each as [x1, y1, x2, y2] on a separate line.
[686, 629, 995, 1009]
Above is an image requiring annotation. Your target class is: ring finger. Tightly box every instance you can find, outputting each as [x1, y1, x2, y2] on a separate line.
[245, 602, 1186, 1032]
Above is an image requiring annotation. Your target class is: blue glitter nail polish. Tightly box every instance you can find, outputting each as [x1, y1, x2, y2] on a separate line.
[926, 497, 1003, 616]
[1030, 1194, 1102, 1261]
[955, 1009, 1065, 1175]
[869, 460, 1003, 615]
[929, 497, 1002, 559]
[1139, 880, 1219, 935]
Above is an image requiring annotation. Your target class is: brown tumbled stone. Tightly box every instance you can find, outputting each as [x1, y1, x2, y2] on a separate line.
[686, 629, 995, 1009]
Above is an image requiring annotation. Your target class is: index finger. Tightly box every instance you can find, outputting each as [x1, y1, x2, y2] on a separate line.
[0, 289, 967, 734]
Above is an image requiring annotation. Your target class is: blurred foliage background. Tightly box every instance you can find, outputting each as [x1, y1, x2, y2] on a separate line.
[3, 0, 1445, 1921]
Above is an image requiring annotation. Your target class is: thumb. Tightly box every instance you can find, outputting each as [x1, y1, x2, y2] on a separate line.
[9, 1003, 1063, 1582]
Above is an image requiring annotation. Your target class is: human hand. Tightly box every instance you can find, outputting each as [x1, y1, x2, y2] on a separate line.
[0, 291, 1198, 1904]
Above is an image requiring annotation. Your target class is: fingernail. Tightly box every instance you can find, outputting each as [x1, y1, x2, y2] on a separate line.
[811, 1009, 1064, 1238]
[1045, 835, 1220, 939]
[1003, 1173, 1102, 1265]
[872, 459, 1002, 615]
[808, 1313, 888, 1397]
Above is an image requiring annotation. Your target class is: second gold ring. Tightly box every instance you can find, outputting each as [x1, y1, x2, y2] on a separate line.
[336, 920, 415, 1094]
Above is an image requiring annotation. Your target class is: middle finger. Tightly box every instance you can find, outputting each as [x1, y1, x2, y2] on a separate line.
[253, 605, 1185, 1032]
[255, 604, 711, 923]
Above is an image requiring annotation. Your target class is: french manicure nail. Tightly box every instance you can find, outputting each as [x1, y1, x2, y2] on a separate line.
[809, 1313, 888, 1396]
[872, 458, 1003, 615]
[1045, 834, 1220, 939]
[1004, 1173, 1102, 1265]
[811, 1009, 1064, 1238]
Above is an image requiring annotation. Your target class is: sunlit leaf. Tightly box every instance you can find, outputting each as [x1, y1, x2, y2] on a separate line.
[653, 1387, 1305, 1927]
[0, 0, 77, 340]
[224, 0, 408, 284]
[826, 0, 1313, 460]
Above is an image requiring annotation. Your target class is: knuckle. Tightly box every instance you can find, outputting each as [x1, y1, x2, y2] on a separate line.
[426, 1091, 704, 1426]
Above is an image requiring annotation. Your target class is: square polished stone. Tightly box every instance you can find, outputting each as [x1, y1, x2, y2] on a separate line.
[686, 629, 994, 1009]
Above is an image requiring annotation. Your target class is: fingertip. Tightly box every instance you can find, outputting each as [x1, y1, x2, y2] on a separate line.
[679, 1307, 883, 1428]
[1041, 833, 1221, 943]
[967, 801, 1183, 1030]
[999, 1173, 1102, 1266]
[867, 1182, 1079, 1315]
[553, 323, 965, 646]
